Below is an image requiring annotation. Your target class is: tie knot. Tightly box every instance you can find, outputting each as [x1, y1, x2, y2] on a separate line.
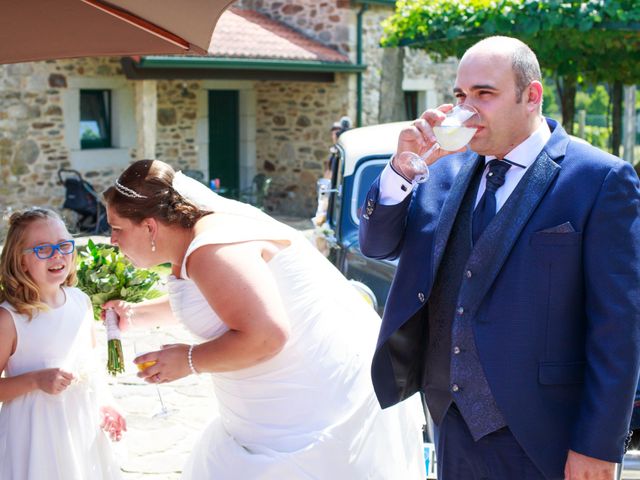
[484, 159, 511, 192]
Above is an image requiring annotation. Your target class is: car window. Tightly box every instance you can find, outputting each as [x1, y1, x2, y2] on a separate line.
[351, 158, 388, 225]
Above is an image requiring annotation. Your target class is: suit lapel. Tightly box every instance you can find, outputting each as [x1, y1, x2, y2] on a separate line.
[462, 150, 561, 318]
[431, 154, 483, 280]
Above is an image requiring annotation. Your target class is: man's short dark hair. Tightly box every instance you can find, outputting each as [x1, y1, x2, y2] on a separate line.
[468, 36, 542, 104]
[511, 43, 541, 103]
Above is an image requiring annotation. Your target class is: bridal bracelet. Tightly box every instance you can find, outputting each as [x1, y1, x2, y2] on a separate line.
[188, 344, 200, 375]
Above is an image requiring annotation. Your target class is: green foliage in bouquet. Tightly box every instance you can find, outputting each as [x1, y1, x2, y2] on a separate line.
[76, 239, 164, 375]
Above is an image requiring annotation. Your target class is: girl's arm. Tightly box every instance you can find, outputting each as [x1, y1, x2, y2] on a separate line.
[89, 322, 127, 441]
[0, 308, 73, 402]
[102, 295, 176, 332]
[135, 240, 291, 381]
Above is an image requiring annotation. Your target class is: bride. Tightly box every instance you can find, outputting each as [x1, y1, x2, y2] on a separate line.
[102, 159, 425, 479]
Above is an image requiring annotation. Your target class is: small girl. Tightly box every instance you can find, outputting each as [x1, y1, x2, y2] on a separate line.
[0, 208, 125, 480]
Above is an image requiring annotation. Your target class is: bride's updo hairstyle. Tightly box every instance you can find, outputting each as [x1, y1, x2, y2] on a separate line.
[104, 159, 210, 228]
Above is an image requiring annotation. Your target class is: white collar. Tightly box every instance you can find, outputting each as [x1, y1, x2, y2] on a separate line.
[485, 118, 551, 168]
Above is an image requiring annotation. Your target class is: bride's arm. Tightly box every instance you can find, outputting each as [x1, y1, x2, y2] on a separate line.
[187, 240, 291, 372]
[135, 239, 291, 382]
[102, 295, 177, 331]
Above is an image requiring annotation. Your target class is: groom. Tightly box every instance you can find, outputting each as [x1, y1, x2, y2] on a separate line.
[360, 36, 640, 479]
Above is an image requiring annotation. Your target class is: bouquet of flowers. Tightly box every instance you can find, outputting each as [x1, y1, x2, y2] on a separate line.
[76, 239, 163, 375]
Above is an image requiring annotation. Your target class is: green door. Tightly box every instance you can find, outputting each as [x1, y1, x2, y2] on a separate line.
[208, 90, 239, 195]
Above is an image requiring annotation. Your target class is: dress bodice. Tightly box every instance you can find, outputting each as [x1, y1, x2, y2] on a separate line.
[2, 287, 97, 379]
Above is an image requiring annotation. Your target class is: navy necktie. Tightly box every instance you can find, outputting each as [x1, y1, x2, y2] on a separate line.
[472, 159, 512, 243]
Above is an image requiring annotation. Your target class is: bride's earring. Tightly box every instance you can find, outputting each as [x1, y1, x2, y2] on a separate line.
[151, 239, 156, 252]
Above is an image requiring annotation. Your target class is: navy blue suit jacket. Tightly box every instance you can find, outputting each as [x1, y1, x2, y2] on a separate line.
[359, 119, 640, 478]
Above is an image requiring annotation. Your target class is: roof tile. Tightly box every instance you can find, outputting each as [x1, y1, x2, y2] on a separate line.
[211, 7, 351, 64]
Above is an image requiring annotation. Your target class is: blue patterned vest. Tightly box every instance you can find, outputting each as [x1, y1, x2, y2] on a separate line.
[423, 161, 507, 440]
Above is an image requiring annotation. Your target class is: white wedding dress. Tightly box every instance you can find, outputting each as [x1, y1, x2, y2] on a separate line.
[167, 208, 425, 479]
[0, 287, 122, 480]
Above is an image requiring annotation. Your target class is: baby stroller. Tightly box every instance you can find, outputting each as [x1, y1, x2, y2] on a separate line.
[58, 168, 110, 235]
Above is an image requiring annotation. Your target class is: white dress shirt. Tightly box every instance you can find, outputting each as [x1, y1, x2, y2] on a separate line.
[379, 119, 551, 210]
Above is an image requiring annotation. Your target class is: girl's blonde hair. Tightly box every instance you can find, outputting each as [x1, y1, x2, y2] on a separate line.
[0, 208, 77, 319]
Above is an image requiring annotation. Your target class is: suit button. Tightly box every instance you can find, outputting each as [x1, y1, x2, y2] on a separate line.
[451, 384, 460, 392]
[456, 306, 464, 315]
[453, 346, 461, 354]
[418, 292, 425, 303]
[465, 270, 472, 278]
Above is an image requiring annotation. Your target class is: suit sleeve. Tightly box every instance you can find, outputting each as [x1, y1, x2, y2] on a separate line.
[571, 161, 640, 462]
[358, 175, 413, 260]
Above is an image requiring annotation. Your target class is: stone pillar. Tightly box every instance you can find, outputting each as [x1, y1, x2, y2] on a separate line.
[135, 80, 157, 160]
[623, 85, 636, 164]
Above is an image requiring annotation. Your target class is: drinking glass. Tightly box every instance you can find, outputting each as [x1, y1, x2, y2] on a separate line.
[397, 104, 480, 183]
[134, 338, 175, 419]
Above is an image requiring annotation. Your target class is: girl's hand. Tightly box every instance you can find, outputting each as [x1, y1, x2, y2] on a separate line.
[35, 368, 74, 395]
[100, 405, 127, 442]
[101, 300, 133, 332]
[135, 343, 191, 384]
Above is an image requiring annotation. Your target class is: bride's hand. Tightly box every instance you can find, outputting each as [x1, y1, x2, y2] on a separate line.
[101, 300, 134, 332]
[135, 343, 191, 384]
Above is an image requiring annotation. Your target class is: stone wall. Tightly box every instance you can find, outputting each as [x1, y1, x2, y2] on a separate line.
[404, 49, 459, 107]
[155, 80, 200, 171]
[255, 76, 349, 215]
[361, 5, 458, 125]
[0, 58, 210, 238]
[0, 58, 130, 238]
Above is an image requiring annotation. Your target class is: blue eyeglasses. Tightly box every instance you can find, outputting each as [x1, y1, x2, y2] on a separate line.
[23, 240, 75, 260]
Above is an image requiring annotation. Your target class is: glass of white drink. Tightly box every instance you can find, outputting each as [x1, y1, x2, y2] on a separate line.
[134, 338, 176, 419]
[399, 104, 480, 183]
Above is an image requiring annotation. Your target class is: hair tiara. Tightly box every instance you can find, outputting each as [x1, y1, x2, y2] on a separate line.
[114, 180, 148, 199]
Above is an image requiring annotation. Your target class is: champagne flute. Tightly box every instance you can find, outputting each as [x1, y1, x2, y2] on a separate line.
[134, 338, 175, 419]
[397, 104, 480, 183]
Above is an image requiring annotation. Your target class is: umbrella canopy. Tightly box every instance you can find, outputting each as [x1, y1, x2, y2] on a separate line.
[0, 0, 236, 64]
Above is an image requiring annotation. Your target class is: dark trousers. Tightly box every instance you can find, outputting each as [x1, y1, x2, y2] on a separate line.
[435, 404, 552, 480]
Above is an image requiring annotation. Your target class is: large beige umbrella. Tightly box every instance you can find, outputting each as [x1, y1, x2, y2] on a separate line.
[0, 0, 236, 64]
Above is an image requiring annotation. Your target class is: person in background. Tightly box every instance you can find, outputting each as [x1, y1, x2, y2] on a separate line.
[314, 116, 353, 231]
[0, 208, 125, 480]
[323, 115, 353, 181]
[359, 36, 640, 480]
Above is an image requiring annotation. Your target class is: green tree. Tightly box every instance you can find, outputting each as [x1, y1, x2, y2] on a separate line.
[381, 0, 640, 139]
[542, 78, 560, 117]
[588, 85, 609, 115]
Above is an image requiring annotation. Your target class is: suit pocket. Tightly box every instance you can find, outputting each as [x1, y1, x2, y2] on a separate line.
[538, 361, 585, 385]
[530, 231, 582, 246]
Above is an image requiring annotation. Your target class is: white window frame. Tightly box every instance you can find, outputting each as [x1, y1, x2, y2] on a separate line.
[63, 77, 136, 172]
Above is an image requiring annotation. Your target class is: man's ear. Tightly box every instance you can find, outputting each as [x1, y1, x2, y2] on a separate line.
[527, 81, 543, 113]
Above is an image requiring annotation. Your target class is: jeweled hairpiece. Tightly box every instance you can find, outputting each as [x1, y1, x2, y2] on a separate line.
[114, 180, 148, 199]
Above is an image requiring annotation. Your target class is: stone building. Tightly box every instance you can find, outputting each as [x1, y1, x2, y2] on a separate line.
[0, 0, 456, 237]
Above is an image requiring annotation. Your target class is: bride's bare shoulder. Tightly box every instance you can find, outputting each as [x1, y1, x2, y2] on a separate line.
[193, 211, 242, 233]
